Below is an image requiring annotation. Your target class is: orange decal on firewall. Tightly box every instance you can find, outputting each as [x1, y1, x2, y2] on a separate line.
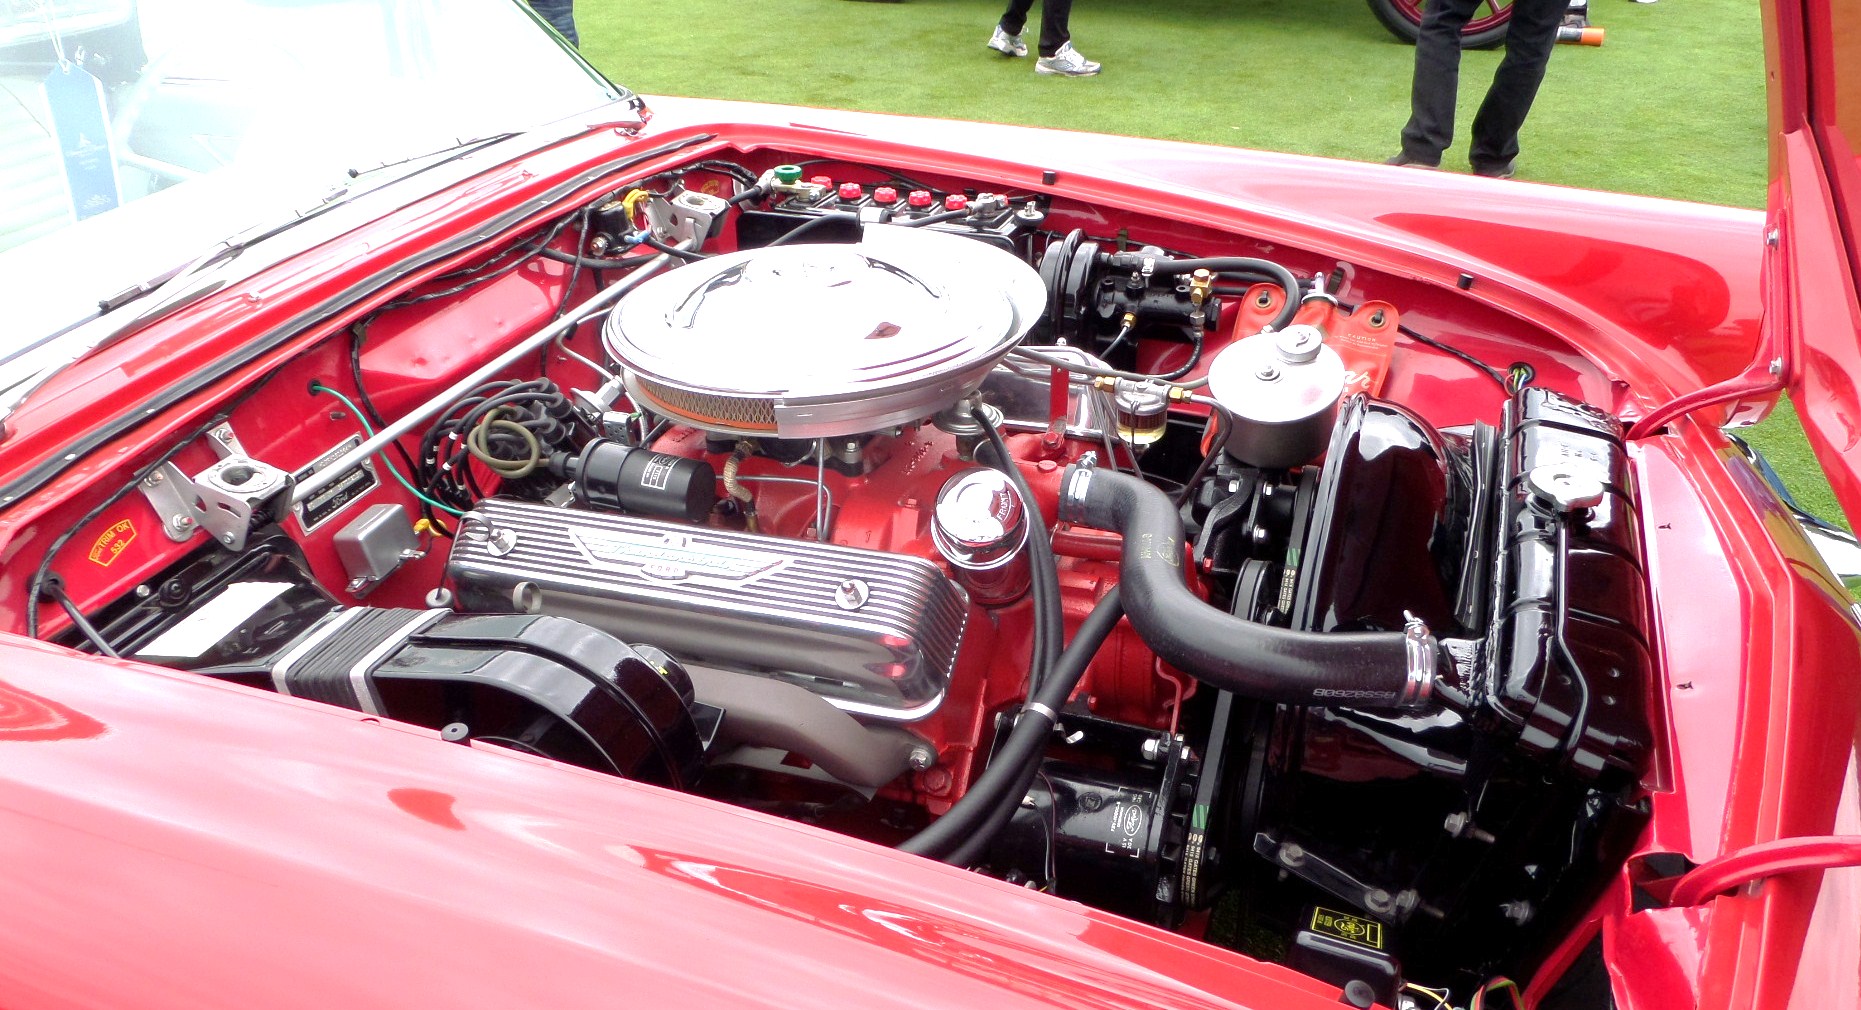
[87, 519, 137, 567]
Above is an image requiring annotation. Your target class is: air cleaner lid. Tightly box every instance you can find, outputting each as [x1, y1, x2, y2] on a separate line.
[604, 225, 1046, 438]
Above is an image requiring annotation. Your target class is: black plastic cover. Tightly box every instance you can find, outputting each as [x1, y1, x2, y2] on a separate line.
[97, 540, 704, 789]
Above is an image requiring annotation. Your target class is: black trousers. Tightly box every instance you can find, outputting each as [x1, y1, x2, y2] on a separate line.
[525, 0, 577, 45]
[1398, 0, 1565, 170]
[1000, 0, 1074, 57]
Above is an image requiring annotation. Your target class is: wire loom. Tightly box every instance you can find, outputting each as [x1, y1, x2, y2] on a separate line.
[415, 378, 582, 514]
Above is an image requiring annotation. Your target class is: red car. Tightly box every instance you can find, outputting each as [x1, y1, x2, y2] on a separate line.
[0, 2, 1856, 1008]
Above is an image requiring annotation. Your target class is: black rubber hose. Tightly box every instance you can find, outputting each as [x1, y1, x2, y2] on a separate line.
[974, 408, 1061, 694]
[1173, 398, 1233, 506]
[942, 751, 1037, 869]
[725, 183, 769, 206]
[897, 208, 969, 228]
[768, 211, 858, 247]
[1055, 467, 1437, 708]
[901, 587, 1125, 861]
[640, 235, 708, 261]
[536, 247, 657, 270]
[1108, 254, 1300, 331]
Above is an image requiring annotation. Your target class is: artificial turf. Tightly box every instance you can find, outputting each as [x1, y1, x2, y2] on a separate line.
[579, 0, 1848, 527]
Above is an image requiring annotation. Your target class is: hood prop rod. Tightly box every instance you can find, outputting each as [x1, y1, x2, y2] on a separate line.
[292, 245, 684, 507]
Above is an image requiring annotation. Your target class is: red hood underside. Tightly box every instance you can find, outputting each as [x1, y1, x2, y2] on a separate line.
[0, 637, 1343, 1010]
[1768, 0, 1861, 526]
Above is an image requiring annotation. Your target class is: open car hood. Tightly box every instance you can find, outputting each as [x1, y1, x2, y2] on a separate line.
[1766, 0, 1861, 526]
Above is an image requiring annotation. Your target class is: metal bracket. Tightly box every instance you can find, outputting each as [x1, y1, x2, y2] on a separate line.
[138, 423, 293, 551]
[644, 190, 727, 246]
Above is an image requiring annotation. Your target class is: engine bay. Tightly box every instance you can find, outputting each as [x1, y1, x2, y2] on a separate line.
[34, 151, 1661, 1008]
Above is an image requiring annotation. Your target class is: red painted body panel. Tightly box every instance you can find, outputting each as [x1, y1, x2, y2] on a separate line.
[1612, 421, 1861, 1010]
[0, 637, 1340, 1010]
[1767, 0, 1861, 525]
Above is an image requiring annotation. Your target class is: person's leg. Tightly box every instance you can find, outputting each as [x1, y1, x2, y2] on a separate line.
[1000, 0, 1036, 35]
[1397, 0, 1480, 164]
[1467, 0, 1564, 171]
[1035, 0, 1074, 57]
[526, 0, 578, 46]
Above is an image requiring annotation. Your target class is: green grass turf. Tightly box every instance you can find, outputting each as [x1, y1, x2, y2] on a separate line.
[579, 0, 1849, 527]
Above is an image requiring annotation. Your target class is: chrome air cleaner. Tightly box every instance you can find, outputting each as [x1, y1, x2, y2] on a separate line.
[603, 225, 1046, 437]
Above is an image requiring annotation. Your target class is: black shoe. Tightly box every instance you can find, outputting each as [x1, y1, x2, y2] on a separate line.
[1384, 152, 1440, 169]
[1472, 159, 1516, 179]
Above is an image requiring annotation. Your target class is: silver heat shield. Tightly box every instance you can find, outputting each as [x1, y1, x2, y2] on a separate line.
[445, 498, 968, 721]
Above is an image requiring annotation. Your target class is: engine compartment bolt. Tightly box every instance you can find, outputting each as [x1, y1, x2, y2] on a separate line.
[480, 528, 518, 556]
[1141, 737, 1162, 760]
[907, 746, 936, 771]
[834, 578, 870, 611]
[1443, 811, 1496, 843]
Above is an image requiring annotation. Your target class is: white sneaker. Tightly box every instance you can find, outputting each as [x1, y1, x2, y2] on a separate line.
[1036, 42, 1100, 76]
[987, 25, 1028, 57]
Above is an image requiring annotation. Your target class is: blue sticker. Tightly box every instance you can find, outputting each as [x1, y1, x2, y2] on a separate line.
[42, 62, 122, 221]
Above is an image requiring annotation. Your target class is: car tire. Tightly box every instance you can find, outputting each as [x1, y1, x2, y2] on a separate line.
[1366, 0, 1513, 49]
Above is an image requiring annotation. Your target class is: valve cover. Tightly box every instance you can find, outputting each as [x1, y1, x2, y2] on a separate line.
[446, 497, 969, 721]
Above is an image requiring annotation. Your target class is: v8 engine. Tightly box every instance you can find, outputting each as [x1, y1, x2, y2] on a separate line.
[77, 160, 1657, 1005]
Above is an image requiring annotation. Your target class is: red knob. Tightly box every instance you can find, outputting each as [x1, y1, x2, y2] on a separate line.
[906, 189, 935, 208]
[838, 182, 864, 202]
[944, 194, 969, 212]
[873, 186, 899, 205]
[809, 175, 834, 188]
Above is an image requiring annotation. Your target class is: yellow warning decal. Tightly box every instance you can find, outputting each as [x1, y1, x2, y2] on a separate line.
[87, 519, 137, 568]
[1310, 907, 1384, 950]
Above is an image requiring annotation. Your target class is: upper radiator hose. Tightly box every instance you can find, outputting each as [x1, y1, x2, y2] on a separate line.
[1057, 466, 1438, 708]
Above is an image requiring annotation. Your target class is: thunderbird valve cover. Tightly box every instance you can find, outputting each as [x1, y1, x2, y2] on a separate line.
[446, 497, 969, 720]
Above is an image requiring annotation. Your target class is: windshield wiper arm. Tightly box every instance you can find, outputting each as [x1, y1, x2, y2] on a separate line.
[97, 238, 246, 314]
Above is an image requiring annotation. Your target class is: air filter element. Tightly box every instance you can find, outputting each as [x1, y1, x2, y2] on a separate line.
[603, 225, 1045, 438]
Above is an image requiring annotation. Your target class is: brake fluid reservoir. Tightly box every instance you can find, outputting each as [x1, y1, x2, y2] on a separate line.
[1206, 324, 1347, 468]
